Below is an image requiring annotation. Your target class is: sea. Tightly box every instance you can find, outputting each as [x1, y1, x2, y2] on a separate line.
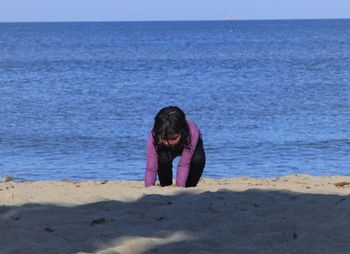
[0, 19, 349, 181]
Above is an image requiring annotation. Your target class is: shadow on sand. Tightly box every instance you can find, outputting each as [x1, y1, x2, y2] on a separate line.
[1, 188, 350, 254]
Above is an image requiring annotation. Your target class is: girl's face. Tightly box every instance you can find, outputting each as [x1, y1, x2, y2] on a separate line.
[159, 134, 181, 146]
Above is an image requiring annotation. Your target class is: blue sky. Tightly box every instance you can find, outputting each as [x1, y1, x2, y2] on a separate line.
[0, 0, 349, 22]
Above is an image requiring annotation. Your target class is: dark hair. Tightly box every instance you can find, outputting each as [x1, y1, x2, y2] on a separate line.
[152, 106, 191, 151]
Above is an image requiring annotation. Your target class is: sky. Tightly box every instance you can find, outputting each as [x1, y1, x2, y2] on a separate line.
[0, 0, 349, 22]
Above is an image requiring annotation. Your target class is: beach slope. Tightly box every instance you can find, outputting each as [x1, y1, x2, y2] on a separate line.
[1, 175, 350, 254]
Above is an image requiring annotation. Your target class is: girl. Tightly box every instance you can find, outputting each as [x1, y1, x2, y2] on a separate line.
[145, 106, 206, 187]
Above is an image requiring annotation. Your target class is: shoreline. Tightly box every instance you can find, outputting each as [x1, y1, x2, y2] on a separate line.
[2, 174, 350, 253]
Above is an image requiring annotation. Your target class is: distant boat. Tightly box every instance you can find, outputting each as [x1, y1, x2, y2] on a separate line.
[227, 16, 237, 21]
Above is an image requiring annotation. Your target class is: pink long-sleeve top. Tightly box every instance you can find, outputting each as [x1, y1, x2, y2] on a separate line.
[145, 119, 201, 187]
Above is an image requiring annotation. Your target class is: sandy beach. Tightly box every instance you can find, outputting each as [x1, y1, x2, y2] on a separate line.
[1, 175, 350, 254]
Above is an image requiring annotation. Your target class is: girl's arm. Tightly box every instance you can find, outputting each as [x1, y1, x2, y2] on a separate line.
[176, 120, 200, 187]
[145, 133, 158, 187]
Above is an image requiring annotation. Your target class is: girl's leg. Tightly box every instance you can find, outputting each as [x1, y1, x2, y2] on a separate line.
[186, 138, 206, 187]
[157, 151, 173, 186]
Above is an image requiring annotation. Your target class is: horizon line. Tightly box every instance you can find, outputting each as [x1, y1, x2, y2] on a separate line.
[0, 17, 349, 24]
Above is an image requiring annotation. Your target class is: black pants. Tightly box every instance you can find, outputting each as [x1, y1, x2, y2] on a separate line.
[157, 138, 205, 187]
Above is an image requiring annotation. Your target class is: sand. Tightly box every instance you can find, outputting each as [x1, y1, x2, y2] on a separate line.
[1, 174, 350, 254]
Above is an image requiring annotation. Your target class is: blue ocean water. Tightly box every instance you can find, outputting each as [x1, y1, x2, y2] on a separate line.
[0, 19, 349, 181]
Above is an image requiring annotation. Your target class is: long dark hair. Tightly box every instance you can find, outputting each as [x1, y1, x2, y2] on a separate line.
[152, 106, 191, 151]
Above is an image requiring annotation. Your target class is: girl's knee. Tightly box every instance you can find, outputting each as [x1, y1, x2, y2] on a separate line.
[158, 152, 171, 164]
[191, 152, 205, 168]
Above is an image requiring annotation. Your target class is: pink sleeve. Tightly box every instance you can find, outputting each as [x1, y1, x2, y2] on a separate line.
[175, 120, 200, 187]
[145, 133, 158, 187]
